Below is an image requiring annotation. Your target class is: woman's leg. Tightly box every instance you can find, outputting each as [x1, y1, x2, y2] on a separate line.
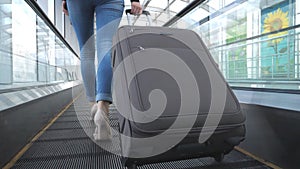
[95, 0, 124, 105]
[67, 0, 96, 102]
[93, 0, 124, 140]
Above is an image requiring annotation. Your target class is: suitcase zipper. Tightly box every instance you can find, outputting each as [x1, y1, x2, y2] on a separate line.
[123, 27, 147, 113]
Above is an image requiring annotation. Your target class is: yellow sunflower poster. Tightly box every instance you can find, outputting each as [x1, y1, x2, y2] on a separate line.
[261, 1, 295, 78]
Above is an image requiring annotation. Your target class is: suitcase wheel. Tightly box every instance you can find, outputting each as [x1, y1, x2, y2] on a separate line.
[214, 153, 224, 162]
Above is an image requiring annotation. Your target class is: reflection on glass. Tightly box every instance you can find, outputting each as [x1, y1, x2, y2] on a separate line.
[0, 0, 79, 90]
[170, 0, 299, 90]
[12, 0, 37, 82]
[0, 1, 12, 84]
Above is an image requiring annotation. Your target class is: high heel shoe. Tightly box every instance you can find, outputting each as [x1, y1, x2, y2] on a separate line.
[93, 109, 112, 141]
[89, 103, 97, 121]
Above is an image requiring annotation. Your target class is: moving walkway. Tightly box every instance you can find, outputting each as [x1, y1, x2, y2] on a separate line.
[4, 94, 273, 169]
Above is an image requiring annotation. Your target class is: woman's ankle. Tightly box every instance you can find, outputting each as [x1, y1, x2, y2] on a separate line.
[97, 101, 109, 114]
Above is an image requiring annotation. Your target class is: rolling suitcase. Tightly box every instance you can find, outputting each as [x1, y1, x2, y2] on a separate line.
[111, 10, 246, 169]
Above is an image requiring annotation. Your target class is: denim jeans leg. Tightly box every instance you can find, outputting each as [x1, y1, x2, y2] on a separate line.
[66, 0, 96, 102]
[95, 0, 124, 103]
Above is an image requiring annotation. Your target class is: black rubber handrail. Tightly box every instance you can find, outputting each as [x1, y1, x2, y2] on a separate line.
[163, 0, 206, 27]
[231, 86, 300, 94]
[25, 0, 79, 59]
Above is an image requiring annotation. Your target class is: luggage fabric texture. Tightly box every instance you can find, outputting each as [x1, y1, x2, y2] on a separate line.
[112, 24, 246, 168]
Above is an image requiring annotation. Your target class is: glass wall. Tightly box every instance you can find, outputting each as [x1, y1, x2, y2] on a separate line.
[0, 0, 12, 84]
[0, 0, 79, 90]
[171, 0, 300, 90]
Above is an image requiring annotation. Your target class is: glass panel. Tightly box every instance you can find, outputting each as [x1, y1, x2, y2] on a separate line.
[170, 0, 300, 90]
[12, 0, 37, 83]
[55, 37, 66, 67]
[49, 65, 56, 82]
[38, 62, 47, 82]
[55, 67, 68, 82]
[54, 0, 64, 35]
[0, 1, 12, 84]
[0, 0, 80, 90]
[36, 0, 54, 23]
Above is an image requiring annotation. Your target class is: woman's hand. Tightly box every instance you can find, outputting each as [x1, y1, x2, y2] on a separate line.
[62, 1, 69, 16]
[131, 2, 142, 14]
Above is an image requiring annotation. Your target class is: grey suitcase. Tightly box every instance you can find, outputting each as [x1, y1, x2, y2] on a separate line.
[111, 10, 246, 169]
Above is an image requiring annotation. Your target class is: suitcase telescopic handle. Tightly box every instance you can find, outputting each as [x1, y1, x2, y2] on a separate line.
[125, 9, 150, 16]
[125, 9, 152, 26]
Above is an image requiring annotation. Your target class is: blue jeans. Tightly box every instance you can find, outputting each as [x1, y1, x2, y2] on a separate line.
[67, 0, 124, 103]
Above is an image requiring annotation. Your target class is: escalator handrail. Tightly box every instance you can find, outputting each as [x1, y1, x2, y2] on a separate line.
[163, 0, 206, 27]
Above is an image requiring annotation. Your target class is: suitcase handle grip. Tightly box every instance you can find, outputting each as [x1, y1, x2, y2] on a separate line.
[125, 9, 150, 16]
[125, 9, 152, 26]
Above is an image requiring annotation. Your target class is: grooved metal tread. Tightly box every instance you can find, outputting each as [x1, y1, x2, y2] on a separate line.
[37, 128, 89, 141]
[12, 96, 272, 169]
[12, 154, 123, 169]
[48, 119, 118, 130]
